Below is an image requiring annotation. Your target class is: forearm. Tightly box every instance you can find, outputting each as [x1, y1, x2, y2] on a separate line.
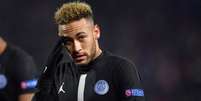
[19, 93, 35, 101]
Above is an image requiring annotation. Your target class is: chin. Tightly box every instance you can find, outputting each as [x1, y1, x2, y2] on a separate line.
[75, 60, 90, 66]
[76, 61, 87, 65]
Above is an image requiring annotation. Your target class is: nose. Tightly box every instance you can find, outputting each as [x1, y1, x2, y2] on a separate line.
[73, 40, 82, 52]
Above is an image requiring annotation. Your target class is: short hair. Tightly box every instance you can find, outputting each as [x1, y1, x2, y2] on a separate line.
[54, 1, 94, 25]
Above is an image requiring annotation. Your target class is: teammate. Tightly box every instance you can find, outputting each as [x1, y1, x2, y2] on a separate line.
[34, 1, 145, 101]
[0, 36, 38, 101]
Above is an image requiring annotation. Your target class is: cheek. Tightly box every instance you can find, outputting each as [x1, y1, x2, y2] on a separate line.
[81, 41, 90, 50]
[82, 39, 93, 50]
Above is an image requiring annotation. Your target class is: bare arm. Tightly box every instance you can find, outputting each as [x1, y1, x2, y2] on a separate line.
[19, 93, 34, 101]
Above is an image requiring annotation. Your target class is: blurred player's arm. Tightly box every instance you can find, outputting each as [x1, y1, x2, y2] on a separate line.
[19, 93, 34, 101]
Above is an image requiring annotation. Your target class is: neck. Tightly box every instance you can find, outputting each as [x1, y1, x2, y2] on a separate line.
[0, 37, 7, 55]
[94, 41, 102, 60]
[95, 48, 102, 59]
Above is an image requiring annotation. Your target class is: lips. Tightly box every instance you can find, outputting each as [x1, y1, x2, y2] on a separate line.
[73, 54, 86, 62]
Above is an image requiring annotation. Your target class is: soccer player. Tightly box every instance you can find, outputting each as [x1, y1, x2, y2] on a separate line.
[0, 36, 38, 101]
[33, 1, 145, 101]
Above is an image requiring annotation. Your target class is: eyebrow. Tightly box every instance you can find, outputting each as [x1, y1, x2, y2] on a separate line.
[61, 32, 87, 41]
[76, 32, 87, 36]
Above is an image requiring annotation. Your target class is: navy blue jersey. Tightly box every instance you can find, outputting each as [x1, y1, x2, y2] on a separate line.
[0, 44, 38, 101]
[33, 40, 145, 101]
[77, 51, 145, 101]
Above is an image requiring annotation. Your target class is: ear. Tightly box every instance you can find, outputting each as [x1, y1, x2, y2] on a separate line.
[93, 24, 100, 39]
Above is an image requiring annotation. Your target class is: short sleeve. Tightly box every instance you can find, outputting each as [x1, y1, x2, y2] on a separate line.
[11, 48, 38, 95]
[113, 59, 145, 101]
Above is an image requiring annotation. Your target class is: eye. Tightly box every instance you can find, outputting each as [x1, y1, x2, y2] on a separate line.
[78, 35, 87, 40]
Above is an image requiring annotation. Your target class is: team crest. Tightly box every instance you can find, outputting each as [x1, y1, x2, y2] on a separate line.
[0, 74, 7, 89]
[94, 80, 109, 95]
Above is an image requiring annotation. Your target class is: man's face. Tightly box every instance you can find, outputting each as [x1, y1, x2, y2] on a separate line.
[58, 18, 100, 65]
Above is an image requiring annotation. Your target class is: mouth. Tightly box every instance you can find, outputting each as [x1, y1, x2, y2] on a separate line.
[73, 54, 87, 62]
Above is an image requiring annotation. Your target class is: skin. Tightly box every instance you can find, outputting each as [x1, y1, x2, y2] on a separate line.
[19, 93, 34, 101]
[0, 37, 7, 55]
[0, 37, 34, 101]
[58, 18, 102, 65]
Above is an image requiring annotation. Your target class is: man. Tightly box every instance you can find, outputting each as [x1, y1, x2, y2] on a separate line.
[34, 1, 145, 101]
[0, 36, 38, 101]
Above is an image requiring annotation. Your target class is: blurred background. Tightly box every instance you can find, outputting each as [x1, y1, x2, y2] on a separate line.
[0, 0, 201, 100]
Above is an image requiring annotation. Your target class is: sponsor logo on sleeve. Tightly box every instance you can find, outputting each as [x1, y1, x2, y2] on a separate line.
[20, 79, 38, 90]
[0, 74, 7, 89]
[125, 89, 144, 97]
[94, 80, 109, 95]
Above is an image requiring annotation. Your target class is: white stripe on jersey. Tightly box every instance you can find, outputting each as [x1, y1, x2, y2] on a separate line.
[78, 74, 87, 101]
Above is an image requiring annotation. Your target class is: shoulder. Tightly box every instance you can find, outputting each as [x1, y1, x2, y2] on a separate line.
[103, 51, 141, 81]
[7, 44, 38, 78]
[103, 51, 135, 67]
[6, 44, 36, 69]
[8, 44, 33, 60]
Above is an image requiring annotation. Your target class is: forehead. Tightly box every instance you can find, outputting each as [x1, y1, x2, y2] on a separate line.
[58, 18, 92, 37]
